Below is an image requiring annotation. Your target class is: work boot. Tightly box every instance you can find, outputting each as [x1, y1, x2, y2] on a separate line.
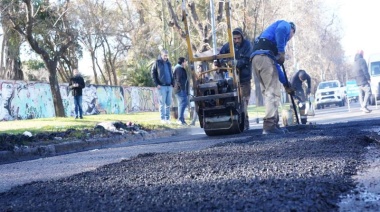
[262, 127, 285, 135]
[276, 124, 289, 133]
[263, 117, 286, 134]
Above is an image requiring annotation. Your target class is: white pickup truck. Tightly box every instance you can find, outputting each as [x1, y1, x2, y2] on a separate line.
[315, 80, 346, 109]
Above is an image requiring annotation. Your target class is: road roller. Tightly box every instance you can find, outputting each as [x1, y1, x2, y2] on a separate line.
[181, 0, 245, 136]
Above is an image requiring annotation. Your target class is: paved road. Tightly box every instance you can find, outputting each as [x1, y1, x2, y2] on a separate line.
[249, 101, 380, 129]
[0, 101, 379, 210]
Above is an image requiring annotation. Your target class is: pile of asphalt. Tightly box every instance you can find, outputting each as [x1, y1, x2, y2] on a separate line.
[0, 120, 379, 211]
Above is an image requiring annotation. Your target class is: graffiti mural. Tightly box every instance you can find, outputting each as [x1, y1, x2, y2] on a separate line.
[93, 85, 125, 114]
[123, 87, 158, 112]
[0, 81, 56, 120]
[0, 80, 161, 121]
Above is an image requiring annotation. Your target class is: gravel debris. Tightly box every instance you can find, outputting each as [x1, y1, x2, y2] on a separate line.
[0, 120, 379, 211]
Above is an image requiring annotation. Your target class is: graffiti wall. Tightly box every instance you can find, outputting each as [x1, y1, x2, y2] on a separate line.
[0, 80, 159, 121]
[0, 79, 257, 121]
[123, 87, 159, 112]
[0, 81, 56, 121]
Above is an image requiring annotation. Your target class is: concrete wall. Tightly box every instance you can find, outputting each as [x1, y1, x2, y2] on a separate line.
[0, 80, 159, 121]
[0, 80, 259, 121]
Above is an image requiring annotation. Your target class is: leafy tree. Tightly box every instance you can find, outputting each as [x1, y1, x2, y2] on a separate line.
[3, 0, 77, 117]
[120, 59, 155, 87]
[72, 0, 135, 86]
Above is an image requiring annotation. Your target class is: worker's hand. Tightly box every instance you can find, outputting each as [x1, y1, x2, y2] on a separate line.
[228, 59, 238, 66]
[306, 87, 311, 95]
[213, 60, 222, 67]
[284, 83, 295, 95]
[276, 52, 285, 65]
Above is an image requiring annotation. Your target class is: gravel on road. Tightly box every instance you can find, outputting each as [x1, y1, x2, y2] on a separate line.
[0, 120, 379, 211]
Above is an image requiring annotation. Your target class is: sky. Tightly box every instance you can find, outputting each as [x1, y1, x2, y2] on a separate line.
[330, 0, 380, 60]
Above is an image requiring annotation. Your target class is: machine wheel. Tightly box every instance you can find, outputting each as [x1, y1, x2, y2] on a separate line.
[204, 119, 242, 136]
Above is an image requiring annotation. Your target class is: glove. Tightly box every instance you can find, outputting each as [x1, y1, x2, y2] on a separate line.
[276, 52, 285, 65]
[284, 83, 295, 95]
[213, 60, 222, 67]
[228, 59, 238, 66]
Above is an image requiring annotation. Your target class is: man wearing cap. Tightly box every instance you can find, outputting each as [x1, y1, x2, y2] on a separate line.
[250, 20, 296, 134]
[353, 50, 372, 113]
[219, 27, 253, 131]
[291, 69, 312, 124]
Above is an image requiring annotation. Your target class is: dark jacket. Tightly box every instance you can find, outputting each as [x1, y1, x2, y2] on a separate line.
[173, 64, 189, 94]
[353, 53, 370, 86]
[291, 70, 311, 93]
[151, 55, 174, 86]
[69, 75, 85, 96]
[220, 28, 253, 83]
[291, 70, 311, 101]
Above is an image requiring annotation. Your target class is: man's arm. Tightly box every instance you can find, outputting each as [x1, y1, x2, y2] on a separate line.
[361, 59, 371, 82]
[236, 40, 253, 69]
[79, 77, 86, 89]
[151, 61, 159, 86]
[275, 21, 289, 64]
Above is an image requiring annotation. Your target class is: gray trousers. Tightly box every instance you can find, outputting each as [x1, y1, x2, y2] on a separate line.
[358, 83, 371, 108]
[252, 55, 281, 130]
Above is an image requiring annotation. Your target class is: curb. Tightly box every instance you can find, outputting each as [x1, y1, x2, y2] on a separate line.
[0, 129, 178, 164]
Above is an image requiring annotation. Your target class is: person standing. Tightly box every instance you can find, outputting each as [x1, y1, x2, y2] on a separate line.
[353, 50, 372, 113]
[291, 69, 312, 124]
[173, 57, 189, 125]
[219, 27, 253, 130]
[250, 20, 296, 134]
[151, 49, 174, 123]
[189, 64, 203, 126]
[69, 69, 85, 119]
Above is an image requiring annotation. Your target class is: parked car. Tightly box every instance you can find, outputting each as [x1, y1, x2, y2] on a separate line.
[368, 53, 380, 105]
[315, 80, 346, 109]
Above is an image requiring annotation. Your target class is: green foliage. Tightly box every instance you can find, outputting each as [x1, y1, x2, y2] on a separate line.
[121, 59, 155, 87]
[23, 59, 45, 70]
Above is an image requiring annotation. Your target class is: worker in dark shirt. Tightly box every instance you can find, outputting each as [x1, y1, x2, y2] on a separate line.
[291, 69, 311, 102]
[290, 69, 311, 124]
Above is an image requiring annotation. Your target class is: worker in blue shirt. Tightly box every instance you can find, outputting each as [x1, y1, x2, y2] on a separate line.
[250, 20, 296, 135]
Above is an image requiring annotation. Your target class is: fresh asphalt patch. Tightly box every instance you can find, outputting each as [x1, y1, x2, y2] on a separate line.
[0, 120, 380, 211]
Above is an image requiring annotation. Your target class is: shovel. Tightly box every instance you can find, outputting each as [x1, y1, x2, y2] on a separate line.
[281, 64, 300, 125]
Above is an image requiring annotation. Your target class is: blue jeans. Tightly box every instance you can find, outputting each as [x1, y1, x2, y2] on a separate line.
[74, 95, 83, 117]
[159, 86, 172, 120]
[176, 90, 188, 123]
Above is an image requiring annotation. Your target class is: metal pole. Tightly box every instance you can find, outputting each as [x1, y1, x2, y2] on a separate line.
[210, 0, 217, 55]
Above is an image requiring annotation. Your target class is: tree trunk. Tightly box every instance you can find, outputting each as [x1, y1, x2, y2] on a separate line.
[90, 51, 99, 85]
[2, 29, 23, 80]
[47, 62, 66, 117]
